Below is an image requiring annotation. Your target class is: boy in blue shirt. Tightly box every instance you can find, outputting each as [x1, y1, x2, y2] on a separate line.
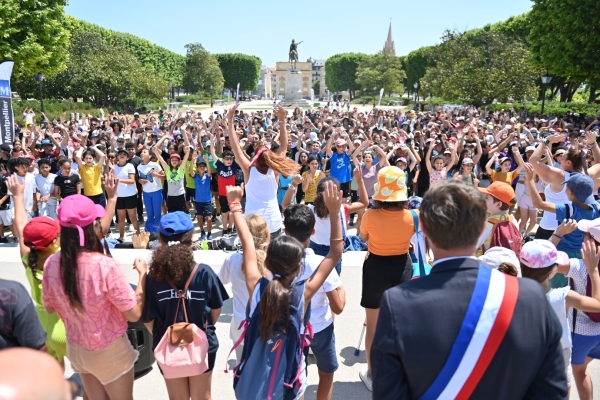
[189, 154, 213, 240]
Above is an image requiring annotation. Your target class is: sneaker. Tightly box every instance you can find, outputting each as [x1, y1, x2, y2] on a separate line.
[0, 237, 8, 243]
[223, 228, 230, 235]
[117, 237, 124, 244]
[200, 231, 206, 241]
[207, 233, 213, 241]
[359, 366, 373, 392]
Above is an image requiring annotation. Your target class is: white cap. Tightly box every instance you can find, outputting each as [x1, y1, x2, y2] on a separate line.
[309, 132, 318, 140]
[479, 247, 521, 276]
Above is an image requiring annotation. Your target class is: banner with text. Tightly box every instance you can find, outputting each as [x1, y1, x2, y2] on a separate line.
[0, 60, 15, 145]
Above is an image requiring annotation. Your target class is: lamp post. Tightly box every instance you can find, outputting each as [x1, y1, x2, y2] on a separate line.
[210, 85, 213, 108]
[413, 82, 419, 102]
[540, 73, 552, 116]
[373, 87, 377, 107]
[34, 73, 45, 114]
[168, 82, 173, 101]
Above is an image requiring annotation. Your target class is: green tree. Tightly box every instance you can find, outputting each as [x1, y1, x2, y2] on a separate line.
[182, 43, 224, 95]
[405, 47, 434, 94]
[528, 0, 600, 103]
[355, 53, 406, 98]
[324, 53, 368, 99]
[0, 0, 70, 79]
[312, 80, 320, 96]
[14, 31, 168, 107]
[213, 53, 261, 94]
[422, 30, 541, 106]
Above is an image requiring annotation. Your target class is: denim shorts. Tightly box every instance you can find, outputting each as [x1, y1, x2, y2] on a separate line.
[308, 323, 338, 373]
[195, 202, 213, 217]
[571, 333, 600, 365]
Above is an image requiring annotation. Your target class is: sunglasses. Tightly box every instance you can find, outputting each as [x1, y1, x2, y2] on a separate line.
[108, 156, 116, 159]
[223, 157, 233, 161]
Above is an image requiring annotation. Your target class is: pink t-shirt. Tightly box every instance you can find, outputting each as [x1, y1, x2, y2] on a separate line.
[429, 168, 447, 187]
[42, 251, 137, 351]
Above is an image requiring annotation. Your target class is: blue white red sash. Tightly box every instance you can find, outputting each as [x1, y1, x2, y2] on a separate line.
[420, 264, 519, 400]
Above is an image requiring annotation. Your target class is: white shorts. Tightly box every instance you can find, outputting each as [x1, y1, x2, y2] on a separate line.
[515, 183, 525, 204]
[518, 194, 536, 211]
[0, 209, 12, 226]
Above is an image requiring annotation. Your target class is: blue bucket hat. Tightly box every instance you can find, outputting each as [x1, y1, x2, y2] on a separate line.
[564, 173, 595, 205]
[159, 212, 194, 236]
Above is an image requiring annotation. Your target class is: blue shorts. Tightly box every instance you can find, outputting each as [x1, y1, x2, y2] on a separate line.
[308, 323, 338, 373]
[195, 202, 213, 218]
[571, 333, 600, 365]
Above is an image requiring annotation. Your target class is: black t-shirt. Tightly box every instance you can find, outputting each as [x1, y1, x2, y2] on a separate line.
[142, 263, 229, 353]
[0, 175, 9, 210]
[128, 155, 143, 183]
[479, 151, 490, 178]
[54, 174, 81, 198]
[0, 279, 47, 350]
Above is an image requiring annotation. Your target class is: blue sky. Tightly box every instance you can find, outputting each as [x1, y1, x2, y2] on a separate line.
[66, 0, 532, 67]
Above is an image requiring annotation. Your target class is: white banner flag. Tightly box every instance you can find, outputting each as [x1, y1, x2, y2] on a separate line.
[377, 88, 385, 107]
[0, 60, 15, 145]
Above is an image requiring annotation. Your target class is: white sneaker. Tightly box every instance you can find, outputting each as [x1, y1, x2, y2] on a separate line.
[359, 366, 373, 392]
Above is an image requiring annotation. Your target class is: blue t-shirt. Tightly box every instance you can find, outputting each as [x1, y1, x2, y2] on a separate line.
[555, 202, 600, 253]
[193, 172, 212, 203]
[329, 150, 351, 183]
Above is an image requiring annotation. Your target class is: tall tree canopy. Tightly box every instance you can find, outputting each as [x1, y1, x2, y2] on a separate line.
[355, 53, 406, 98]
[182, 43, 224, 95]
[0, 0, 70, 79]
[213, 53, 261, 94]
[422, 30, 541, 105]
[324, 53, 368, 99]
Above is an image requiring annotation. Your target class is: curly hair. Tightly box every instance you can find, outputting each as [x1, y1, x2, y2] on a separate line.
[149, 230, 195, 283]
[254, 145, 300, 178]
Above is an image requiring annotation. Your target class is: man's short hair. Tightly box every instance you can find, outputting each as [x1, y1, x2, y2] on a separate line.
[37, 158, 51, 167]
[420, 180, 487, 250]
[125, 142, 135, 150]
[283, 204, 315, 243]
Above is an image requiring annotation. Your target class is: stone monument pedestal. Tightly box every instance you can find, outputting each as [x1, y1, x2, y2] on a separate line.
[283, 69, 312, 107]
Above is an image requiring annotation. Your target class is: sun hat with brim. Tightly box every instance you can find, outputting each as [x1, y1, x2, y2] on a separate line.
[578, 219, 600, 240]
[564, 173, 595, 205]
[499, 157, 511, 164]
[23, 217, 60, 251]
[479, 246, 521, 275]
[58, 195, 105, 247]
[520, 239, 569, 269]
[159, 212, 194, 237]
[478, 181, 515, 205]
[554, 149, 567, 157]
[372, 166, 408, 202]
[462, 158, 474, 165]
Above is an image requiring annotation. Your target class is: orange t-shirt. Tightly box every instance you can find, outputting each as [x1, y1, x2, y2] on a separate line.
[360, 209, 417, 256]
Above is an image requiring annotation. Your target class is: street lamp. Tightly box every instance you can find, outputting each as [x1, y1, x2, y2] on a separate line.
[34, 73, 45, 114]
[540, 73, 552, 116]
[168, 82, 173, 101]
[373, 87, 377, 107]
[210, 85, 213, 108]
[413, 82, 419, 102]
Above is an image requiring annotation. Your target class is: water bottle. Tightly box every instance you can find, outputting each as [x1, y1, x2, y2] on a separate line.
[201, 240, 209, 250]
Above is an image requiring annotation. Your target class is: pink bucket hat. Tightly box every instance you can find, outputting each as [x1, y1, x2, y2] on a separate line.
[520, 239, 569, 269]
[57, 195, 105, 246]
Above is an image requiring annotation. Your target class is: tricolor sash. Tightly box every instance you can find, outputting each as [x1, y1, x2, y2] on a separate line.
[420, 264, 519, 400]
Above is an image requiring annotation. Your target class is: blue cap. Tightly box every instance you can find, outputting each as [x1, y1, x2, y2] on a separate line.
[564, 173, 595, 205]
[159, 212, 194, 236]
[41, 139, 52, 146]
[203, 140, 211, 147]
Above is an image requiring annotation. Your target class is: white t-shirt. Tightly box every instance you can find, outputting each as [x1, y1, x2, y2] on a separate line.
[546, 286, 572, 349]
[218, 252, 251, 342]
[567, 259, 600, 336]
[307, 204, 347, 246]
[8, 173, 36, 212]
[114, 163, 137, 197]
[35, 173, 57, 204]
[137, 162, 163, 193]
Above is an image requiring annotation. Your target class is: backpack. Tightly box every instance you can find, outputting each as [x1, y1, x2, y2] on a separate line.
[485, 214, 522, 259]
[232, 278, 312, 400]
[153, 264, 210, 379]
[570, 272, 600, 323]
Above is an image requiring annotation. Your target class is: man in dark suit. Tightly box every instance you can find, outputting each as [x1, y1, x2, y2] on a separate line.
[371, 180, 567, 399]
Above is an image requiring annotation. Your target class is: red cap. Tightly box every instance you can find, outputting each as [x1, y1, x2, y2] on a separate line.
[131, 123, 138, 129]
[23, 217, 60, 250]
[24, 154, 35, 160]
[170, 153, 181, 160]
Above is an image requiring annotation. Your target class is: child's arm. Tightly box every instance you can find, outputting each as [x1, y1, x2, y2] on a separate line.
[275, 106, 288, 156]
[188, 157, 196, 178]
[347, 167, 369, 213]
[92, 145, 106, 168]
[524, 163, 556, 213]
[53, 185, 62, 202]
[281, 174, 302, 210]
[6, 175, 30, 263]
[204, 155, 212, 175]
[227, 185, 260, 299]
[100, 172, 118, 235]
[567, 240, 600, 312]
[511, 147, 525, 176]
[304, 181, 343, 302]
[485, 153, 497, 176]
[153, 145, 168, 172]
[225, 105, 250, 175]
[76, 181, 81, 194]
[425, 144, 433, 174]
[73, 147, 84, 170]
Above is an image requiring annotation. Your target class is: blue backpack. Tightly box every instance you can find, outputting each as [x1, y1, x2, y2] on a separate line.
[231, 277, 312, 400]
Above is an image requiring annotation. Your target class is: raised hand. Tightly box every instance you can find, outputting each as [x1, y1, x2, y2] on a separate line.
[226, 183, 245, 204]
[7, 174, 24, 197]
[104, 171, 119, 200]
[322, 180, 342, 215]
[582, 239, 600, 274]
[292, 174, 303, 186]
[523, 162, 535, 181]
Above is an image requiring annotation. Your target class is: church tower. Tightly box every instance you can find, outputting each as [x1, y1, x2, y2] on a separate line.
[382, 22, 396, 56]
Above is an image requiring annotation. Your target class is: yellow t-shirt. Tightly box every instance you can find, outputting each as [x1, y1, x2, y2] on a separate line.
[360, 209, 416, 256]
[80, 163, 103, 196]
[302, 170, 323, 203]
[491, 170, 516, 185]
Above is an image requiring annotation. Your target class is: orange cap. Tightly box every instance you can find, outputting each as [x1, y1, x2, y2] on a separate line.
[478, 181, 515, 205]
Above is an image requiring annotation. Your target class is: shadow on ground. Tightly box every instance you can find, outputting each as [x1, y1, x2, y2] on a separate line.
[339, 346, 367, 366]
[304, 381, 371, 399]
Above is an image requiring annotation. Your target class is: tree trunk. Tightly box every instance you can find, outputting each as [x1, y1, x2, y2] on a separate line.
[588, 85, 598, 104]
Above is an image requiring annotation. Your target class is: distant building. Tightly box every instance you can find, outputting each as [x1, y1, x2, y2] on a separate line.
[382, 22, 396, 56]
[307, 57, 327, 97]
[257, 65, 272, 99]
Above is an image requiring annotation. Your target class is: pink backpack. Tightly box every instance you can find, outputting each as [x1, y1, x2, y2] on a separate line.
[153, 264, 209, 379]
